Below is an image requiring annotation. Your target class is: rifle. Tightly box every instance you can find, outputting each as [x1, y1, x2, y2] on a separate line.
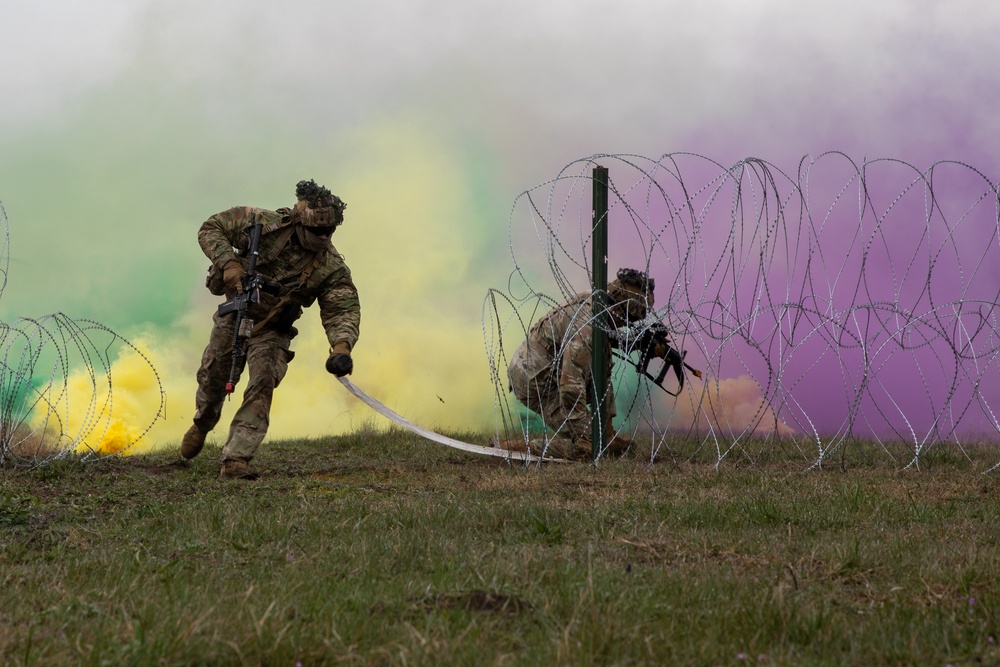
[216, 223, 279, 394]
[630, 321, 702, 396]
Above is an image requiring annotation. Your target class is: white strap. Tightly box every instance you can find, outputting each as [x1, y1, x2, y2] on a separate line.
[338, 377, 552, 463]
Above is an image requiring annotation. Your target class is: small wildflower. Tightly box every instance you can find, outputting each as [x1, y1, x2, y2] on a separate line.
[758, 655, 765, 662]
[989, 636, 996, 644]
[969, 597, 976, 605]
[737, 653, 746, 661]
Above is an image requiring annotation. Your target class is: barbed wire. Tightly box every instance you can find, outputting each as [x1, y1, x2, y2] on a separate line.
[484, 153, 1000, 469]
[0, 200, 165, 468]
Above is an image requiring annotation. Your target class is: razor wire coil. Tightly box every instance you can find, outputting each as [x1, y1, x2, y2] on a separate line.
[485, 153, 1000, 470]
[0, 201, 165, 468]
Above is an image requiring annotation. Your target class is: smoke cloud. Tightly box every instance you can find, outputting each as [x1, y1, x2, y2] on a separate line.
[1, 0, 998, 451]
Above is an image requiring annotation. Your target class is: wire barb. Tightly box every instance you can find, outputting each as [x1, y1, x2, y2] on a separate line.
[484, 152, 1000, 470]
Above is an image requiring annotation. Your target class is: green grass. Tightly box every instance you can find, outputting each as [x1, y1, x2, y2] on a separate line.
[1, 427, 999, 666]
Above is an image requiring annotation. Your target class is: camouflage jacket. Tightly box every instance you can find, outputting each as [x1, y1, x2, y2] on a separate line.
[510, 291, 615, 410]
[199, 206, 361, 350]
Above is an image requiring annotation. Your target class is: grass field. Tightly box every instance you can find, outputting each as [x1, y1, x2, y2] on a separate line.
[1, 428, 999, 666]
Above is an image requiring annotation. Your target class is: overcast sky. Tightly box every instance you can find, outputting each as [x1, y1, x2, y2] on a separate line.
[5, 1, 996, 164]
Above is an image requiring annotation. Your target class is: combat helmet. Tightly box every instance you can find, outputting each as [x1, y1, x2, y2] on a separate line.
[607, 268, 654, 324]
[293, 179, 347, 229]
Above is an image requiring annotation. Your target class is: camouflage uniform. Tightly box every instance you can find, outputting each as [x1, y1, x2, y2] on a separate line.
[506, 272, 653, 460]
[507, 293, 610, 459]
[194, 205, 360, 464]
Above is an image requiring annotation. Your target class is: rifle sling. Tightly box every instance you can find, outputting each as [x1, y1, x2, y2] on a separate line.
[251, 250, 325, 335]
[260, 225, 296, 263]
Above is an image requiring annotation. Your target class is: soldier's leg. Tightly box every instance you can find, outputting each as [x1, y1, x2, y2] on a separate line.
[594, 384, 631, 456]
[507, 369, 551, 438]
[507, 369, 588, 460]
[193, 311, 245, 432]
[183, 312, 245, 459]
[536, 384, 593, 461]
[220, 330, 293, 464]
[492, 381, 540, 454]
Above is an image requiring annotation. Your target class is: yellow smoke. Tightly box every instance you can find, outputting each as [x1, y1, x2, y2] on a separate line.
[271, 121, 498, 437]
[46, 121, 502, 454]
[25, 338, 167, 456]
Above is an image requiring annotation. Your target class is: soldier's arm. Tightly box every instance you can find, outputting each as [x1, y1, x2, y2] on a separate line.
[197, 206, 256, 268]
[316, 260, 361, 353]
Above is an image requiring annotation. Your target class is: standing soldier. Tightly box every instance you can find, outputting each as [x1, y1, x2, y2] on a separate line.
[501, 269, 654, 461]
[181, 179, 361, 479]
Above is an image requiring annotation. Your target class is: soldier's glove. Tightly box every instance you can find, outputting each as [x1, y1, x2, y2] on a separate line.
[326, 342, 353, 377]
[222, 261, 246, 294]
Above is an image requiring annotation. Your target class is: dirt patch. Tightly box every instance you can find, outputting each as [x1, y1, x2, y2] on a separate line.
[419, 590, 532, 615]
[139, 460, 192, 475]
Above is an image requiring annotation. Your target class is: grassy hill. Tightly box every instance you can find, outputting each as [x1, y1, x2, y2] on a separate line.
[2, 427, 999, 666]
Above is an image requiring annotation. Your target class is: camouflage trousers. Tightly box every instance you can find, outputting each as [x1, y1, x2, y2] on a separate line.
[193, 310, 294, 462]
[507, 368, 594, 445]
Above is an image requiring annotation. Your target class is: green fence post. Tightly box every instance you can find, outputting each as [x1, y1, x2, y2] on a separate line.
[591, 166, 609, 461]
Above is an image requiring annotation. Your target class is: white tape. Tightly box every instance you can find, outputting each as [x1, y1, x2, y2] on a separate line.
[338, 377, 548, 463]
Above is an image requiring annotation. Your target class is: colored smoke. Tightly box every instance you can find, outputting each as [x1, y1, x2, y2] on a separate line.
[2, 1, 999, 451]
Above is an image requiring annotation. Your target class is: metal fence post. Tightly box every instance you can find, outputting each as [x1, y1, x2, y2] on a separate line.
[591, 166, 609, 460]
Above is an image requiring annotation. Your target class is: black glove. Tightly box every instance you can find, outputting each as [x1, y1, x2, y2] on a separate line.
[326, 353, 353, 377]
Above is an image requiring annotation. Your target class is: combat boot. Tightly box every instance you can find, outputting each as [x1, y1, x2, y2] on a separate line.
[181, 424, 208, 460]
[220, 457, 258, 480]
[489, 437, 530, 453]
[603, 434, 634, 457]
[545, 437, 592, 462]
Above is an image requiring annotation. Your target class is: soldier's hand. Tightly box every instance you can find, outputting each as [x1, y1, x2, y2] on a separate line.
[222, 261, 246, 294]
[649, 339, 671, 360]
[326, 354, 353, 377]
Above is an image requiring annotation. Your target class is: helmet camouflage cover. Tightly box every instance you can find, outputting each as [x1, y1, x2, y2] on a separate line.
[608, 268, 654, 323]
[295, 179, 347, 227]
